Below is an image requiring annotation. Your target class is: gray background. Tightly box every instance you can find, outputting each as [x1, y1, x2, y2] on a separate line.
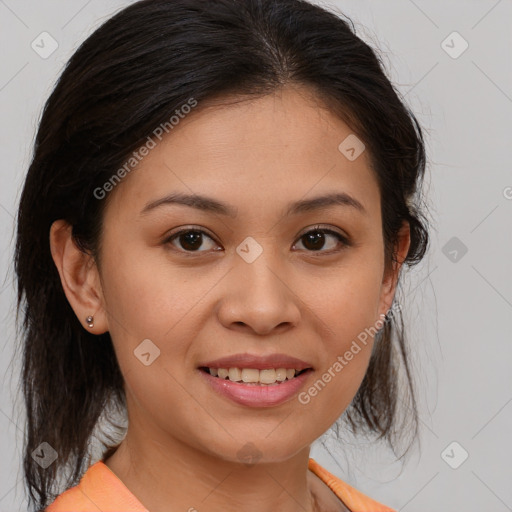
[1, 1, 511, 511]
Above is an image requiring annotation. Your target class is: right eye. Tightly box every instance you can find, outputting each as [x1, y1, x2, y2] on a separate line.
[163, 227, 222, 254]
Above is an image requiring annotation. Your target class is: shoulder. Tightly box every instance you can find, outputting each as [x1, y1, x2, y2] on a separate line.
[308, 458, 396, 512]
[45, 461, 148, 512]
[46, 458, 394, 512]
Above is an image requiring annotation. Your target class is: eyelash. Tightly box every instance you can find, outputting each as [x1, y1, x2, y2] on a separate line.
[162, 224, 351, 256]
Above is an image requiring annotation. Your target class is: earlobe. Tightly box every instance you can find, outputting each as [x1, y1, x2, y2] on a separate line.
[49, 220, 108, 334]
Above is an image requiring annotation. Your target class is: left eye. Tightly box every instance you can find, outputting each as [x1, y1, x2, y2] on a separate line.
[164, 226, 349, 254]
[293, 227, 349, 253]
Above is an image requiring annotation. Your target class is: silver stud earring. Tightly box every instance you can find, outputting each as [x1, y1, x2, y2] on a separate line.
[86, 315, 94, 328]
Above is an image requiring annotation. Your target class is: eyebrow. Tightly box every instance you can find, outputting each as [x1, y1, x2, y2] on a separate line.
[140, 191, 366, 217]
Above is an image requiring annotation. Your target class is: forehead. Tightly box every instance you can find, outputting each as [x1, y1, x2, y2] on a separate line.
[104, 85, 381, 222]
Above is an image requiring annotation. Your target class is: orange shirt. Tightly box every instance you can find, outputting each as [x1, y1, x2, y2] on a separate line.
[46, 457, 395, 512]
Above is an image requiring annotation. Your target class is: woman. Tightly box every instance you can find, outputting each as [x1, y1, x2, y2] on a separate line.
[15, 0, 430, 510]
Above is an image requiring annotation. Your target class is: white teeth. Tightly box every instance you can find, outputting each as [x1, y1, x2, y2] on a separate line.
[259, 369, 276, 384]
[207, 367, 303, 384]
[217, 368, 228, 379]
[276, 368, 287, 381]
[241, 368, 260, 383]
[228, 367, 242, 381]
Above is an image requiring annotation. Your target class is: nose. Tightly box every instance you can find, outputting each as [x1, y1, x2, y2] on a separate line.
[216, 249, 301, 336]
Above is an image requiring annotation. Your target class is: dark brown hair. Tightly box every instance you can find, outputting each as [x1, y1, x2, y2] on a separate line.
[14, 0, 429, 509]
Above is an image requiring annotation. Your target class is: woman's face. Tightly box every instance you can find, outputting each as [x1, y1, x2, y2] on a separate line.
[94, 85, 407, 463]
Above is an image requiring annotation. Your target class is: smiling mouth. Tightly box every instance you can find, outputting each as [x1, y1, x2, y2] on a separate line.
[199, 367, 311, 385]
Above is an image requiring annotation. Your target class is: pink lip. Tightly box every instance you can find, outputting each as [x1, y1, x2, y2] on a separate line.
[199, 352, 313, 371]
[198, 368, 313, 408]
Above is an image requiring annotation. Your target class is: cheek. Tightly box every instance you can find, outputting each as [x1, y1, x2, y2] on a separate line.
[100, 242, 209, 341]
[294, 258, 383, 418]
[296, 292, 379, 429]
[99, 248, 203, 430]
[306, 255, 384, 346]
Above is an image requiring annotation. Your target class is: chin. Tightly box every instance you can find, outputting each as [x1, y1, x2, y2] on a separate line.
[202, 434, 310, 466]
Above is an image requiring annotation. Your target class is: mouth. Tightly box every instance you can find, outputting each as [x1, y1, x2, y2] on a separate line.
[199, 366, 311, 385]
[197, 353, 314, 407]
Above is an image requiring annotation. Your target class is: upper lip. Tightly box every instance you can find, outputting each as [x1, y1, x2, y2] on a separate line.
[199, 353, 313, 371]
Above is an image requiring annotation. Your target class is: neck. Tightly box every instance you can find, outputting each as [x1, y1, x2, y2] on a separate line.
[104, 428, 319, 512]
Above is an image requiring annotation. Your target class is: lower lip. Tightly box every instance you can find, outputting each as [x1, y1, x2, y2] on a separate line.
[199, 369, 312, 407]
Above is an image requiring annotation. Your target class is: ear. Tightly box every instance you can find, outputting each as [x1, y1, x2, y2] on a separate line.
[377, 220, 411, 320]
[49, 219, 108, 334]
